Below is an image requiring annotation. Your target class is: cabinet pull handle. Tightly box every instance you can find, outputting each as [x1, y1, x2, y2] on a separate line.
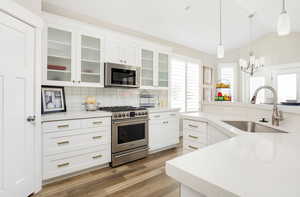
[188, 135, 198, 139]
[188, 145, 199, 150]
[154, 115, 160, 118]
[57, 141, 70, 145]
[93, 121, 103, 125]
[57, 162, 70, 168]
[170, 114, 176, 116]
[92, 155, 102, 159]
[92, 136, 102, 139]
[57, 124, 69, 129]
[163, 121, 168, 124]
[188, 124, 198, 128]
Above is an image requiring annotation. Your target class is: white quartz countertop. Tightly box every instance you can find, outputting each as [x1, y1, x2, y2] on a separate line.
[42, 111, 112, 122]
[147, 107, 181, 113]
[166, 112, 300, 197]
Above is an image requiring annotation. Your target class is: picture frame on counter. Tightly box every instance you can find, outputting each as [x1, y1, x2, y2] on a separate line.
[41, 86, 66, 114]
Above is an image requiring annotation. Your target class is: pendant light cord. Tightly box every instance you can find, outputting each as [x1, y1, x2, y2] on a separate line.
[282, 0, 287, 13]
[219, 0, 222, 45]
[249, 14, 254, 54]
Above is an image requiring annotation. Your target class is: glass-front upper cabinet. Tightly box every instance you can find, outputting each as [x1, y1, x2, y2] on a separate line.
[141, 49, 154, 87]
[158, 53, 169, 88]
[47, 27, 73, 84]
[79, 35, 102, 85]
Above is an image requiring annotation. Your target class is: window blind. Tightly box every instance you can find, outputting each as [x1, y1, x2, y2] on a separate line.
[170, 58, 186, 112]
[186, 62, 200, 112]
[170, 58, 200, 112]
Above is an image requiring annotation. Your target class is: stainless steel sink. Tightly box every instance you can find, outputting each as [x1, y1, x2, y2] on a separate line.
[223, 121, 288, 133]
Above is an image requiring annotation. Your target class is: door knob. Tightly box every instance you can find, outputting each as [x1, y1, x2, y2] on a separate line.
[27, 115, 36, 122]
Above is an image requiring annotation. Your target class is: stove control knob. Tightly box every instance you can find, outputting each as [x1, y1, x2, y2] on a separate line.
[114, 114, 118, 118]
[122, 113, 126, 117]
[118, 114, 122, 118]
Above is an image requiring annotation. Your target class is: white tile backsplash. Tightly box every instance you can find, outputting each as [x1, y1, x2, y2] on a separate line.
[64, 87, 168, 112]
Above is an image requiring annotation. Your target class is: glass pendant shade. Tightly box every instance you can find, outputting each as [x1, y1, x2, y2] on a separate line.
[217, 45, 224, 59]
[277, 12, 291, 36]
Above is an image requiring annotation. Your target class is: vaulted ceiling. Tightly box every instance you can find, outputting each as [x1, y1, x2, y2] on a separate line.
[42, 0, 300, 54]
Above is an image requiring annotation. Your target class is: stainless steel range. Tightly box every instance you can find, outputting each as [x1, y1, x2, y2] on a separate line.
[98, 106, 149, 167]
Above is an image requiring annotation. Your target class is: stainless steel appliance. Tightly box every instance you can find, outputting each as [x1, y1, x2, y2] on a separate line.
[104, 63, 141, 88]
[98, 106, 148, 167]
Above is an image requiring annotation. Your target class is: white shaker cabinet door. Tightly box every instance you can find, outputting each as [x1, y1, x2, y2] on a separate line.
[208, 125, 231, 145]
[0, 12, 36, 197]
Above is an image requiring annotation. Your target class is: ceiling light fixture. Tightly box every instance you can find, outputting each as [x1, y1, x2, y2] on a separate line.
[217, 0, 224, 59]
[277, 0, 291, 36]
[239, 13, 264, 76]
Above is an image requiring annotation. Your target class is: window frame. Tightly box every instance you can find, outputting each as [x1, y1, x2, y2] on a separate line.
[169, 55, 202, 113]
[217, 63, 238, 102]
[271, 66, 300, 102]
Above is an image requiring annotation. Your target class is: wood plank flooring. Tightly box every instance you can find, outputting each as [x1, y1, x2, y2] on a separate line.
[34, 146, 183, 197]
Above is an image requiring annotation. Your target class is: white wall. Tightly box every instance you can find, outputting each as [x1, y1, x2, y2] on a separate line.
[215, 32, 300, 101]
[13, 0, 41, 14]
[42, 1, 216, 66]
[65, 87, 168, 112]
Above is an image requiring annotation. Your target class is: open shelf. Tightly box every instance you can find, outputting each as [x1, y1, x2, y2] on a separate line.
[48, 55, 71, 60]
[48, 69, 71, 73]
[81, 72, 100, 76]
[81, 46, 100, 51]
[81, 59, 100, 64]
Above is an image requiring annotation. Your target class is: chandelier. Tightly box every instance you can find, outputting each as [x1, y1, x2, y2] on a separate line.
[239, 13, 264, 76]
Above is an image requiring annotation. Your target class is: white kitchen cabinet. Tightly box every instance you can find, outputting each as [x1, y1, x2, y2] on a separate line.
[44, 25, 105, 87]
[183, 119, 231, 153]
[42, 116, 111, 180]
[183, 119, 208, 152]
[105, 39, 139, 66]
[141, 48, 155, 87]
[208, 125, 231, 145]
[149, 112, 180, 152]
[141, 48, 170, 89]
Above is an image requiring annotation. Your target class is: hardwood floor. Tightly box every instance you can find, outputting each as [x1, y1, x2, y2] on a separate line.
[35, 146, 183, 197]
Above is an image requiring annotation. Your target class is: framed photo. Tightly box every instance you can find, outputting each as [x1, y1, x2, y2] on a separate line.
[41, 86, 66, 114]
[203, 66, 213, 85]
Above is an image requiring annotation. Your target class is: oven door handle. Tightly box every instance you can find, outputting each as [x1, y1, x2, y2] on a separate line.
[114, 148, 149, 158]
[112, 119, 149, 125]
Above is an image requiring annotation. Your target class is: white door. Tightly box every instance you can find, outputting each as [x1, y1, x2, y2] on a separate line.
[0, 12, 36, 197]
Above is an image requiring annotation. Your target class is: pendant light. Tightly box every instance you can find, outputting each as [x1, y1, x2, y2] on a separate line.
[277, 0, 291, 36]
[217, 0, 224, 59]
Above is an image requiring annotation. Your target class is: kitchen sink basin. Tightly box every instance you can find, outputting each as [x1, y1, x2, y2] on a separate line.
[223, 121, 288, 133]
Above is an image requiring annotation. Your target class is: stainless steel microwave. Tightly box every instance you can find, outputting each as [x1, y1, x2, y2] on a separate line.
[104, 63, 141, 88]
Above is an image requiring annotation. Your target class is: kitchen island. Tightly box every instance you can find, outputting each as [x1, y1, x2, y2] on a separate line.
[166, 112, 300, 197]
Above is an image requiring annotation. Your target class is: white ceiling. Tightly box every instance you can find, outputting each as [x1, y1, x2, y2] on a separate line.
[43, 0, 300, 54]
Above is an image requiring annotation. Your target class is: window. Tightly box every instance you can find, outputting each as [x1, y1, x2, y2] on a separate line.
[170, 57, 200, 112]
[277, 74, 297, 102]
[250, 76, 265, 104]
[218, 63, 237, 100]
[187, 62, 200, 112]
[170, 59, 186, 112]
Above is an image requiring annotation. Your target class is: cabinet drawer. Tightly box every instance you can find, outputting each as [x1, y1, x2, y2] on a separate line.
[183, 129, 207, 144]
[183, 140, 206, 152]
[183, 120, 207, 132]
[43, 120, 81, 133]
[44, 128, 108, 156]
[81, 117, 109, 129]
[43, 146, 109, 180]
[149, 112, 178, 120]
